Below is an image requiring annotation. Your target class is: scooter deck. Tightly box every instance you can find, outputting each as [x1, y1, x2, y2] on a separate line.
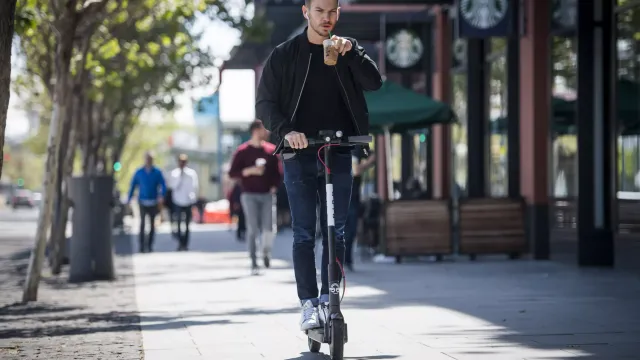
[306, 327, 325, 343]
[306, 322, 348, 344]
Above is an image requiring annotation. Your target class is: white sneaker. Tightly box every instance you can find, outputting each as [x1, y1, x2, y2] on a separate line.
[299, 300, 321, 331]
[318, 302, 329, 325]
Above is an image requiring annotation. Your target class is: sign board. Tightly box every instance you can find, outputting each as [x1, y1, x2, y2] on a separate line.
[193, 93, 220, 128]
[551, 0, 576, 35]
[385, 23, 427, 72]
[457, 0, 514, 38]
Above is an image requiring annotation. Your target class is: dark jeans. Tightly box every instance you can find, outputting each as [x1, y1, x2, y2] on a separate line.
[283, 150, 353, 305]
[174, 205, 192, 249]
[139, 204, 159, 251]
[344, 196, 359, 266]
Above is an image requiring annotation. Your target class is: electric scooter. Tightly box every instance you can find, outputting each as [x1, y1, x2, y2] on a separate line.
[284, 130, 372, 360]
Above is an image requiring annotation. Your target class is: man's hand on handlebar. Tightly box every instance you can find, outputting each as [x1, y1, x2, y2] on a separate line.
[285, 131, 308, 149]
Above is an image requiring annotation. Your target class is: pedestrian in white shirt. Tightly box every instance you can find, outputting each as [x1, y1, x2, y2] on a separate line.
[169, 154, 199, 251]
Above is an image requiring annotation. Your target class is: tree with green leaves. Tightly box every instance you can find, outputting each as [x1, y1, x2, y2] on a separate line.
[16, 0, 269, 302]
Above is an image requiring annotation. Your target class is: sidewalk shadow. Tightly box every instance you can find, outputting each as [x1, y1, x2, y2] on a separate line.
[266, 231, 640, 360]
[0, 307, 242, 339]
[0, 303, 80, 318]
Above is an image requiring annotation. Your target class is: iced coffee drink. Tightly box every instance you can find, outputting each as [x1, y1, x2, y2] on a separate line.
[323, 39, 338, 66]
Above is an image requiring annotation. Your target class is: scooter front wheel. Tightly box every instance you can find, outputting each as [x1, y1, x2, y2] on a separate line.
[329, 319, 344, 360]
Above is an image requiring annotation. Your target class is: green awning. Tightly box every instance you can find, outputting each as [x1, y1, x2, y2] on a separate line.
[491, 96, 575, 134]
[492, 79, 640, 135]
[365, 81, 456, 133]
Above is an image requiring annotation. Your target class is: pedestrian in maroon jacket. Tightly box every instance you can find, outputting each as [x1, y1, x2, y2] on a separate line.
[228, 120, 283, 274]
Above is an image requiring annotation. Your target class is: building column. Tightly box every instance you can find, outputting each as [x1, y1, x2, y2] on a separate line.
[376, 135, 388, 200]
[466, 39, 487, 198]
[507, 0, 521, 198]
[401, 72, 414, 186]
[424, 24, 433, 198]
[431, 6, 452, 199]
[576, 0, 615, 267]
[520, 0, 551, 259]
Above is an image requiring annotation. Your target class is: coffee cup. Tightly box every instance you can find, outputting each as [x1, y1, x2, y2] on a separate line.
[323, 39, 338, 66]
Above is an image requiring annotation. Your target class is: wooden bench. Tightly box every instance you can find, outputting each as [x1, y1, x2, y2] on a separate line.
[618, 199, 640, 233]
[458, 198, 527, 260]
[382, 199, 453, 263]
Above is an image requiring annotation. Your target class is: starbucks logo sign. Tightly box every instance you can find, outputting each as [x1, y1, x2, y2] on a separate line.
[385, 29, 423, 69]
[460, 0, 508, 29]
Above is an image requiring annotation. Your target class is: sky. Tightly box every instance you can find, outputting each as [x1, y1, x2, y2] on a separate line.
[7, 8, 253, 140]
[176, 13, 256, 125]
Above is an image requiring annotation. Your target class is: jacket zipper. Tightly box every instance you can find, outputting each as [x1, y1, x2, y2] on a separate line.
[334, 67, 362, 136]
[275, 53, 313, 154]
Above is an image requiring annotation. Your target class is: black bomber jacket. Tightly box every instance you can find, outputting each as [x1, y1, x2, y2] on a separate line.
[255, 27, 383, 153]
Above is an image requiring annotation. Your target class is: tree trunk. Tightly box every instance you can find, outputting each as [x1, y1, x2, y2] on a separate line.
[22, 16, 78, 302]
[50, 96, 80, 275]
[82, 101, 94, 173]
[50, 34, 93, 275]
[0, 0, 17, 179]
[47, 114, 70, 274]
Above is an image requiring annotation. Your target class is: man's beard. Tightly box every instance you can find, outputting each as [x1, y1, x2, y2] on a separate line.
[312, 22, 333, 37]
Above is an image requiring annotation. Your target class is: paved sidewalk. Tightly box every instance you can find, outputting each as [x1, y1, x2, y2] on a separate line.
[133, 227, 640, 360]
[0, 233, 142, 360]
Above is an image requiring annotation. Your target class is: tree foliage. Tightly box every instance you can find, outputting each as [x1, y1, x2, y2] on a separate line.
[13, 0, 268, 301]
[15, 0, 268, 170]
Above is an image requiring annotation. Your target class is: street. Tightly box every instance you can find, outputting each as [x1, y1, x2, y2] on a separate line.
[1, 212, 640, 359]
[0, 207, 39, 237]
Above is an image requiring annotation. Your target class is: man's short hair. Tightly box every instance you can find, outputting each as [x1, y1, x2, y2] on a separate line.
[248, 120, 264, 133]
[305, 0, 339, 6]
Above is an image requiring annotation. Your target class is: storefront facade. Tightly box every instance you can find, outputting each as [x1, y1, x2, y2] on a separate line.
[223, 0, 639, 269]
[439, 0, 638, 268]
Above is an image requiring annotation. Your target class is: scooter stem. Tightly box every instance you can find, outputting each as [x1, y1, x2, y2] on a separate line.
[324, 144, 341, 314]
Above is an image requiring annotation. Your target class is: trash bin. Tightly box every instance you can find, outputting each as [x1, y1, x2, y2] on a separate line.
[68, 175, 116, 282]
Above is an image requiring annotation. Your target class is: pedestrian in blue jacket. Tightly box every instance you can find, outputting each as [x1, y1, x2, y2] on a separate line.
[128, 152, 166, 253]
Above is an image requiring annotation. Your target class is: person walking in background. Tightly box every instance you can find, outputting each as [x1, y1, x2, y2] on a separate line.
[228, 120, 282, 274]
[168, 154, 199, 251]
[344, 147, 375, 271]
[227, 181, 246, 241]
[128, 152, 167, 253]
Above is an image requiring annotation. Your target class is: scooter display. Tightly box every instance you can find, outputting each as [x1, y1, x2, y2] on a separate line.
[283, 130, 372, 360]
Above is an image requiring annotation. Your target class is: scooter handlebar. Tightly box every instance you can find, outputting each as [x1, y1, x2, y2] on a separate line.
[283, 135, 372, 148]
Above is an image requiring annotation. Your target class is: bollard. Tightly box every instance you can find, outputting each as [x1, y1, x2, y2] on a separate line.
[68, 175, 116, 282]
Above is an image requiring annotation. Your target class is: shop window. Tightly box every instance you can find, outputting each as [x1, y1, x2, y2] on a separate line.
[551, 36, 578, 198]
[616, 5, 640, 192]
[451, 72, 468, 195]
[487, 38, 508, 197]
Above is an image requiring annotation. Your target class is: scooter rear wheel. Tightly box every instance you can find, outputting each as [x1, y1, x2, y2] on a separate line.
[330, 319, 344, 360]
[308, 337, 321, 353]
